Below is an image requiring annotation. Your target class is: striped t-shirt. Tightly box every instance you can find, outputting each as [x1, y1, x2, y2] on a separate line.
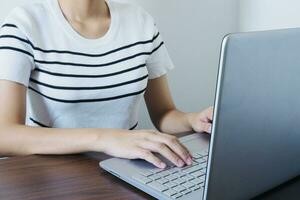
[0, 0, 174, 129]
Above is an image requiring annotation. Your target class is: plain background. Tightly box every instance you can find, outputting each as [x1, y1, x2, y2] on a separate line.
[1, 0, 300, 129]
[239, 0, 300, 31]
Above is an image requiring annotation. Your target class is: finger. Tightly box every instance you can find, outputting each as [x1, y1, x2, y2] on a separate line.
[194, 122, 212, 134]
[148, 133, 192, 165]
[205, 107, 214, 122]
[137, 149, 166, 169]
[139, 141, 185, 167]
[200, 123, 211, 133]
[202, 122, 212, 133]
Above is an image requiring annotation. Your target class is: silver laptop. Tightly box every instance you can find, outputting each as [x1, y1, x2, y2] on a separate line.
[100, 28, 300, 200]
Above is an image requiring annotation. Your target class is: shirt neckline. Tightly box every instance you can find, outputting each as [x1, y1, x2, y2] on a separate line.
[47, 0, 119, 47]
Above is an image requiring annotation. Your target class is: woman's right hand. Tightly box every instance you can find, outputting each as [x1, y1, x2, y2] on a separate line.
[95, 130, 193, 169]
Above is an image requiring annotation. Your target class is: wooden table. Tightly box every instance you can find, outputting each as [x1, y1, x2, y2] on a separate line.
[0, 153, 153, 200]
[0, 153, 299, 200]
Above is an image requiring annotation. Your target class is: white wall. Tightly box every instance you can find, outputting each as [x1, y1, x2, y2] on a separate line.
[0, 0, 239, 129]
[239, 0, 300, 31]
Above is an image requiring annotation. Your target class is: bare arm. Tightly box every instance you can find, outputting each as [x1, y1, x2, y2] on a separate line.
[144, 75, 213, 134]
[0, 80, 112, 156]
[0, 80, 192, 168]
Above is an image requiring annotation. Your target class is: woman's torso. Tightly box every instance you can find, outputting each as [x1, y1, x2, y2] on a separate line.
[0, 0, 173, 129]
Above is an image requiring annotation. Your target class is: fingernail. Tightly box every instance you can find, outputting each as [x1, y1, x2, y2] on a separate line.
[177, 159, 184, 167]
[208, 125, 212, 133]
[186, 157, 192, 165]
[160, 162, 166, 169]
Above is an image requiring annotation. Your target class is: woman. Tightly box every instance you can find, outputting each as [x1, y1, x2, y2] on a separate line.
[0, 0, 213, 169]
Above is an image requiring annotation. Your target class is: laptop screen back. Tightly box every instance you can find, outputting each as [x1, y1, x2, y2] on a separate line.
[205, 28, 300, 200]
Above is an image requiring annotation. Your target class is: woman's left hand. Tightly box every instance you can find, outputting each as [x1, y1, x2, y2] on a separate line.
[186, 107, 214, 134]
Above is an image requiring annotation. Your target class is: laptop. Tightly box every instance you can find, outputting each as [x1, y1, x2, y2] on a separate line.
[100, 28, 300, 200]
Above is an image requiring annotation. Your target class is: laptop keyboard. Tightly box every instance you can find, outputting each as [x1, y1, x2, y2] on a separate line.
[133, 151, 208, 199]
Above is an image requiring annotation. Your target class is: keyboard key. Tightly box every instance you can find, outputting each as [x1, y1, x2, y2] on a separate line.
[173, 185, 186, 193]
[175, 171, 186, 178]
[157, 178, 169, 184]
[168, 167, 180, 174]
[194, 158, 206, 164]
[139, 170, 153, 177]
[181, 173, 195, 179]
[165, 174, 177, 181]
[149, 168, 166, 174]
[148, 182, 168, 192]
[182, 181, 196, 189]
[189, 185, 196, 190]
[149, 174, 162, 181]
[181, 188, 192, 195]
[198, 163, 207, 169]
[180, 165, 192, 171]
[179, 174, 189, 181]
[199, 175, 205, 182]
[172, 193, 183, 199]
[191, 170, 205, 178]
[183, 165, 200, 174]
[191, 152, 202, 159]
[133, 174, 152, 184]
[163, 189, 177, 197]
[193, 185, 202, 191]
[164, 181, 177, 188]
[181, 161, 198, 170]
[174, 178, 186, 185]
[191, 178, 204, 185]
[185, 174, 195, 181]
[202, 156, 208, 161]
[157, 170, 170, 177]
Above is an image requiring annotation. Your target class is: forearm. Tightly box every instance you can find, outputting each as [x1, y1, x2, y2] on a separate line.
[157, 109, 194, 134]
[0, 124, 115, 156]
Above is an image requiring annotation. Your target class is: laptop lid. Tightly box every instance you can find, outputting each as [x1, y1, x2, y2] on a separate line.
[204, 28, 300, 200]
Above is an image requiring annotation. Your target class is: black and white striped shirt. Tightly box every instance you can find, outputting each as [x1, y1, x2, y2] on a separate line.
[0, 0, 174, 129]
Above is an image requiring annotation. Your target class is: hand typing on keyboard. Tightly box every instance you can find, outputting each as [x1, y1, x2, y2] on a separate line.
[100, 130, 193, 169]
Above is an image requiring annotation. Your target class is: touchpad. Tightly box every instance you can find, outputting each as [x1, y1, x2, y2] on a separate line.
[181, 133, 210, 152]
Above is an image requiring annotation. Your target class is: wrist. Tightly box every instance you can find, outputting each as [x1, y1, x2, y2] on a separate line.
[184, 112, 196, 132]
[85, 129, 107, 152]
[87, 129, 128, 153]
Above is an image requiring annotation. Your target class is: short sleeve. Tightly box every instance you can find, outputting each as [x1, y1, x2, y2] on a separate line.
[0, 21, 34, 87]
[144, 16, 175, 79]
